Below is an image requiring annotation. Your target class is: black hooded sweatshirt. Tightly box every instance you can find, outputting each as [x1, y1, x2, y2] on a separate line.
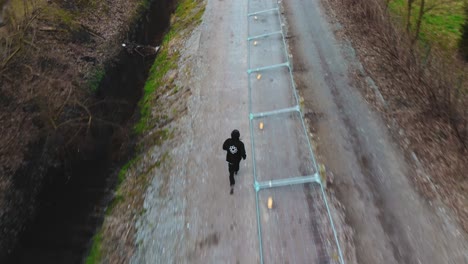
[223, 137, 246, 164]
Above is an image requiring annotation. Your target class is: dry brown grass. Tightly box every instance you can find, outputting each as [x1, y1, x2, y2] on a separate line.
[323, 0, 468, 231]
[0, 0, 143, 170]
[0, 0, 143, 257]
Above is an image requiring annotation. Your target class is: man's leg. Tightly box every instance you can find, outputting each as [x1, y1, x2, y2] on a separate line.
[234, 161, 240, 175]
[229, 172, 235, 186]
[228, 163, 235, 186]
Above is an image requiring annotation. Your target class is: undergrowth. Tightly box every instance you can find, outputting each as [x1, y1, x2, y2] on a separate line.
[389, 0, 465, 50]
[134, 0, 205, 134]
[85, 230, 103, 264]
[87, 67, 105, 92]
[335, 0, 468, 233]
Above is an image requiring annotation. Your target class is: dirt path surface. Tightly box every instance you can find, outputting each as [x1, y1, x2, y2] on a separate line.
[132, 0, 260, 263]
[171, 0, 260, 262]
[284, 0, 468, 263]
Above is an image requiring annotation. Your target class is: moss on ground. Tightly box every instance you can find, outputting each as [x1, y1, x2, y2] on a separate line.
[87, 67, 105, 92]
[134, 0, 205, 134]
[84, 150, 169, 263]
[85, 230, 103, 264]
[117, 156, 142, 185]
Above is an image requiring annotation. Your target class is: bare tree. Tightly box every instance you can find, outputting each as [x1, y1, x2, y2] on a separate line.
[412, 0, 456, 43]
[414, 0, 426, 44]
[459, 1, 468, 60]
[407, 0, 415, 32]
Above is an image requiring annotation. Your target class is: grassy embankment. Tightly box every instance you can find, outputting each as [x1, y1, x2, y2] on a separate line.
[388, 0, 465, 50]
[85, 0, 205, 263]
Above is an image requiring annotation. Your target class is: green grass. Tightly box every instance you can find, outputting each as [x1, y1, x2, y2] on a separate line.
[388, 0, 465, 50]
[85, 152, 170, 263]
[87, 67, 105, 92]
[134, 44, 179, 133]
[85, 230, 103, 264]
[137, 0, 152, 12]
[84, 148, 169, 262]
[6, 0, 36, 27]
[134, 0, 205, 134]
[117, 156, 141, 184]
[105, 194, 124, 214]
[84, 153, 139, 264]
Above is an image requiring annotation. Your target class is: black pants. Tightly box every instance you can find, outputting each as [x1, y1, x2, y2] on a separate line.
[228, 162, 240, 186]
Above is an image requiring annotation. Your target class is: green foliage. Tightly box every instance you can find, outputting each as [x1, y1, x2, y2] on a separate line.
[87, 67, 105, 92]
[117, 156, 141, 185]
[85, 230, 103, 264]
[173, 0, 206, 29]
[5, 0, 34, 27]
[41, 6, 76, 28]
[389, 0, 465, 50]
[134, 0, 205, 134]
[134, 47, 177, 133]
[138, 0, 151, 12]
[83, 133, 169, 264]
[97, 155, 141, 245]
[105, 194, 124, 215]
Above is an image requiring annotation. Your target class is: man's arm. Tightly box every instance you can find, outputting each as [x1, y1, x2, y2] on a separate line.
[222, 139, 229, 151]
[241, 142, 246, 160]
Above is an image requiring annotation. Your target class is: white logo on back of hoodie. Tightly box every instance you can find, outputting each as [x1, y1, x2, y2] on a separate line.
[229, 145, 238, 154]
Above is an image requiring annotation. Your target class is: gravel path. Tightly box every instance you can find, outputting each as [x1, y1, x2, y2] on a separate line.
[131, 0, 348, 263]
[132, 0, 259, 263]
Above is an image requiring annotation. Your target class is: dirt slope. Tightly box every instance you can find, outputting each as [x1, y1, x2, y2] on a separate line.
[284, 0, 468, 263]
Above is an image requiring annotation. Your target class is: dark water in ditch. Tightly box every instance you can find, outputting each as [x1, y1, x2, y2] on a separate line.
[6, 1, 176, 263]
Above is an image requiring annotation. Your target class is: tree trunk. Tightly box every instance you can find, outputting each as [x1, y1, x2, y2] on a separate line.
[406, 0, 414, 32]
[414, 0, 425, 43]
[459, 2, 468, 60]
